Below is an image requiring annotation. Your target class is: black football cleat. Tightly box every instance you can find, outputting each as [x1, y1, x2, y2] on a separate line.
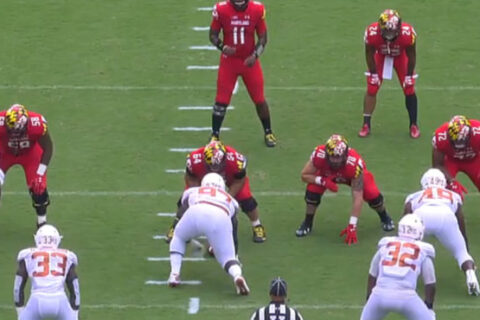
[382, 217, 395, 232]
[295, 221, 312, 237]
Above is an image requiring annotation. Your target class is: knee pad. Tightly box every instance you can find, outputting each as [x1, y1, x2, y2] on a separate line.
[305, 190, 321, 206]
[223, 259, 241, 273]
[368, 194, 384, 210]
[30, 189, 50, 216]
[239, 197, 258, 213]
[213, 103, 227, 116]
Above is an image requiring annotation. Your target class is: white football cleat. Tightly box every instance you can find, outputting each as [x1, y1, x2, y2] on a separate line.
[234, 275, 250, 296]
[168, 273, 181, 288]
[466, 269, 480, 296]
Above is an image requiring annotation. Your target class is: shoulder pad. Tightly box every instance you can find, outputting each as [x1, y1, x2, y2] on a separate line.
[419, 241, 435, 259]
[377, 236, 394, 248]
[17, 248, 33, 262]
[68, 250, 79, 265]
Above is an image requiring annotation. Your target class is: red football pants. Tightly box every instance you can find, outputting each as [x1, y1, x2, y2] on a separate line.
[306, 170, 380, 201]
[215, 55, 266, 105]
[367, 52, 415, 96]
[445, 156, 480, 191]
[0, 144, 45, 188]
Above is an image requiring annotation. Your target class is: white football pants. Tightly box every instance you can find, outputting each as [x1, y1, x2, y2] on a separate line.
[20, 292, 77, 320]
[170, 204, 236, 268]
[360, 288, 434, 320]
[414, 206, 473, 267]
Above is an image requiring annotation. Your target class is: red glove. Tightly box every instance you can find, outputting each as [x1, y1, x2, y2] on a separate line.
[447, 180, 468, 199]
[315, 176, 338, 192]
[403, 75, 416, 88]
[340, 224, 358, 245]
[366, 73, 381, 86]
[30, 175, 46, 194]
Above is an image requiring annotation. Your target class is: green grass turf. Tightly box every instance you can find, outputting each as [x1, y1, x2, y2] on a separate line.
[0, 0, 479, 319]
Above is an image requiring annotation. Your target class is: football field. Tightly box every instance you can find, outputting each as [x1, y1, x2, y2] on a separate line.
[1, 1, 480, 319]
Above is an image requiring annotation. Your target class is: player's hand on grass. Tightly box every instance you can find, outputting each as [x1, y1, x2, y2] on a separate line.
[340, 224, 358, 245]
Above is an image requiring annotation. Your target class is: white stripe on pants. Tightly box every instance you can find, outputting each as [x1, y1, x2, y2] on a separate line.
[20, 292, 77, 320]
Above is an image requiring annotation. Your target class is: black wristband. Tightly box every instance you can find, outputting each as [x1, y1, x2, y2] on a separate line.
[424, 301, 433, 309]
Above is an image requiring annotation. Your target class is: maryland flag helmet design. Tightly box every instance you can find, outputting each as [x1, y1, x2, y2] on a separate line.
[448, 115, 471, 149]
[5, 104, 29, 132]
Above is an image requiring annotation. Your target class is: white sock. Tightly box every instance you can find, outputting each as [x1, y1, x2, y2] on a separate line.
[37, 215, 47, 224]
[170, 253, 183, 275]
[227, 264, 242, 279]
[466, 269, 478, 283]
[251, 219, 261, 227]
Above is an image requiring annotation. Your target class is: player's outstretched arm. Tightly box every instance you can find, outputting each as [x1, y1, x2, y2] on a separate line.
[66, 265, 80, 311]
[421, 257, 436, 311]
[365, 44, 377, 74]
[13, 260, 28, 317]
[432, 148, 452, 181]
[300, 160, 317, 184]
[403, 202, 413, 215]
[350, 174, 364, 219]
[229, 176, 246, 198]
[405, 43, 416, 76]
[38, 130, 54, 166]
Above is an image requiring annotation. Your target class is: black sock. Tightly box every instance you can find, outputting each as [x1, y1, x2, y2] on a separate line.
[377, 210, 389, 222]
[212, 114, 225, 137]
[261, 118, 272, 134]
[305, 214, 314, 226]
[363, 115, 371, 127]
[405, 94, 418, 126]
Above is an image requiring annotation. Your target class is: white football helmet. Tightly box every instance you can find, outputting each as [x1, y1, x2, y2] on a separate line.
[34, 224, 63, 249]
[421, 168, 447, 189]
[398, 214, 424, 240]
[201, 173, 226, 190]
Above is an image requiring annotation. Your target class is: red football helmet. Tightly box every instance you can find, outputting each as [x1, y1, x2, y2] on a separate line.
[230, 0, 249, 11]
[325, 134, 349, 169]
[448, 115, 471, 149]
[5, 104, 29, 135]
[204, 140, 227, 172]
[379, 9, 401, 41]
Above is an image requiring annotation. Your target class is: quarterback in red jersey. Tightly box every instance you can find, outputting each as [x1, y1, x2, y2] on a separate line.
[432, 115, 480, 198]
[359, 9, 420, 139]
[167, 140, 266, 243]
[209, 0, 277, 147]
[0, 104, 54, 227]
[296, 135, 395, 245]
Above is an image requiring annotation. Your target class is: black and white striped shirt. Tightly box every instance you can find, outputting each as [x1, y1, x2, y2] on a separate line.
[250, 302, 304, 320]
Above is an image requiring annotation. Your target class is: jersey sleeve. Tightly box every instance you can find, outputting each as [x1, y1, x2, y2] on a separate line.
[255, 3, 267, 35]
[421, 256, 436, 285]
[210, 3, 222, 31]
[181, 188, 195, 206]
[368, 250, 382, 277]
[17, 248, 32, 262]
[400, 24, 416, 46]
[364, 23, 380, 46]
[310, 146, 325, 168]
[344, 152, 364, 179]
[420, 242, 436, 259]
[185, 153, 194, 175]
[68, 251, 79, 266]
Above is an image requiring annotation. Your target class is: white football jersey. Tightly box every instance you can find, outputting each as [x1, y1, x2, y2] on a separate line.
[181, 186, 239, 218]
[17, 247, 78, 295]
[405, 187, 462, 214]
[373, 236, 435, 291]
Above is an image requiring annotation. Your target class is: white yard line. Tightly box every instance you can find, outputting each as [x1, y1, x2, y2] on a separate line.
[165, 169, 185, 174]
[192, 26, 209, 31]
[173, 127, 230, 131]
[145, 280, 202, 285]
[1, 190, 478, 197]
[147, 257, 207, 262]
[169, 148, 196, 152]
[196, 7, 212, 11]
[189, 45, 216, 50]
[178, 106, 235, 110]
[156, 212, 176, 217]
[186, 65, 218, 70]
[188, 298, 200, 314]
[1, 303, 479, 310]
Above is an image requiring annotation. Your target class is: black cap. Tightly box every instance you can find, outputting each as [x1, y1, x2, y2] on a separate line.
[269, 277, 287, 296]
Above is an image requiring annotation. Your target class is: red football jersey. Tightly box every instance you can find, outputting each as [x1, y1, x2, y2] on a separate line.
[0, 111, 47, 156]
[310, 145, 367, 185]
[211, 1, 267, 59]
[186, 145, 247, 186]
[432, 119, 480, 160]
[364, 22, 416, 57]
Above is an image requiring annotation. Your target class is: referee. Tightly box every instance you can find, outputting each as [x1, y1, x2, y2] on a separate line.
[250, 277, 304, 320]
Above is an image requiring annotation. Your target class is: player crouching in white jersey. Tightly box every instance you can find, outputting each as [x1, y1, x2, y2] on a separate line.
[168, 173, 249, 295]
[360, 214, 436, 320]
[14, 224, 80, 320]
[404, 168, 480, 296]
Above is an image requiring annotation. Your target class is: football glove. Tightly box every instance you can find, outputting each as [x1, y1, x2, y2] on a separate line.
[315, 176, 338, 192]
[30, 175, 47, 194]
[403, 75, 416, 88]
[447, 180, 468, 200]
[339, 224, 357, 245]
[365, 73, 380, 86]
